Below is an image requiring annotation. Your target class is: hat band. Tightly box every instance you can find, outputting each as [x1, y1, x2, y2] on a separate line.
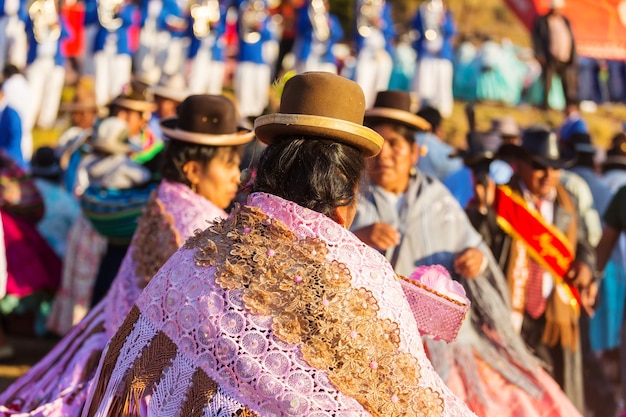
[161, 124, 255, 146]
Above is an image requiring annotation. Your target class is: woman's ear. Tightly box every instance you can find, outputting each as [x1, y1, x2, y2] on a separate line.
[333, 206, 348, 227]
[411, 141, 420, 166]
[182, 160, 201, 187]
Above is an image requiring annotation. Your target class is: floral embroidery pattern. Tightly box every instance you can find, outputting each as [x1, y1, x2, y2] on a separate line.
[132, 191, 181, 288]
[185, 204, 444, 417]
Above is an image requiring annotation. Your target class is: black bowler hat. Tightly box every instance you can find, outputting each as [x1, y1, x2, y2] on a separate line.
[161, 95, 254, 146]
[500, 124, 576, 168]
[454, 131, 503, 167]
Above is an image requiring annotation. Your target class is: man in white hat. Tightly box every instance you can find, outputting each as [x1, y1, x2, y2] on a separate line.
[531, 0, 578, 110]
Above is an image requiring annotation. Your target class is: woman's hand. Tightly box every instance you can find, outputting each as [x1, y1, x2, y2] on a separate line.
[352, 223, 400, 251]
[453, 247, 485, 279]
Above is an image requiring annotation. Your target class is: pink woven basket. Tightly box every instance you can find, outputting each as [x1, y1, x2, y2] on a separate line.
[398, 276, 470, 343]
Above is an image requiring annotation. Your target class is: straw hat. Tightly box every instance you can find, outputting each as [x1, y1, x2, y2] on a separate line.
[161, 95, 255, 146]
[364, 91, 431, 132]
[254, 72, 384, 157]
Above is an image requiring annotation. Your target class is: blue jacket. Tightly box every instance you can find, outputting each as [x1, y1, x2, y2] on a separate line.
[354, 0, 395, 56]
[157, 0, 189, 39]
[93, 2, 140, 55]
[187, 4, 227, 61]
[236, 0, 272, 64]
[411, 7, 456, 61]
[26, 15, 70, 66]
[293, 6, 343, 64]
[0, 104, 23, 168]
[84, 0, 98, 25]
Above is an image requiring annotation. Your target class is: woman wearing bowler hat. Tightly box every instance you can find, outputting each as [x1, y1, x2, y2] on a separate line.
[0, 95, 255, 417]
[351, 92, 584, 417]
[80, 72, 477, 416]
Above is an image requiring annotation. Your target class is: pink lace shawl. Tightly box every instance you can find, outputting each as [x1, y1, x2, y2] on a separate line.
[99, 192, 475, 416]
[104, 180, 227, 337]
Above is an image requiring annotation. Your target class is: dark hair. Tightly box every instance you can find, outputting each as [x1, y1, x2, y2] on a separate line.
[2, 64, 19, 79]
[252, 137, 365, 218]
[161, 139, 238, 186]
[416, 106, 442, 132]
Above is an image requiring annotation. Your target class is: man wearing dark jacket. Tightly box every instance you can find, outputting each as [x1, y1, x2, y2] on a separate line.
[532, 0, 578, 109]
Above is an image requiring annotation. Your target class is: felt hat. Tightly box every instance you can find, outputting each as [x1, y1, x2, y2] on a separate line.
[161, 95, 255, 146]
[568, 132, 596, 154]
[90, 117, 135, 155]
[501, 124, 575, 168]
[31, 146, 62, 178]
[455, 131, 504, 167]
[254, 72, 384, 157]
[109, 81, 157, 113]
[603, 133, 626, 168]
[150, 75, 189, 103]
[490, 116, 520, 138]
[364, 90, 432, 132]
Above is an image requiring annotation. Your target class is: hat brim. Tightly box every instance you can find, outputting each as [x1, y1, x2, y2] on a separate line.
[254, 113, 384, 158]
[161, 117, 255, 146]
[603, 155, 626, 168]
[364, 107, 432, 132]
[91, 142, 134, 155]
[574, 143, 597, 154]
[501, 144, 576, 168]
[109, 98, 157, 113]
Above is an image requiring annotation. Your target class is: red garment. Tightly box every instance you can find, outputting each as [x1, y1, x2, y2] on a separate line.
[3, 210, 61, 298]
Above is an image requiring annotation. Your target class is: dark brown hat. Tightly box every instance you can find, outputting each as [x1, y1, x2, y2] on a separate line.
[109, 81, 157, 113]
[603, 132, 626, 168]
[501, 124, 575, 168]
[455, 131, 503, 167]
[160, 95, 254, 146]
[364, 90, 431, 132]
[254, 72, 384, 157]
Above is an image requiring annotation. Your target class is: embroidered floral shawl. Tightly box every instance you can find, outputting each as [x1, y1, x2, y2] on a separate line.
[85, 192, 475, 417]
[104, 180, 227, 337]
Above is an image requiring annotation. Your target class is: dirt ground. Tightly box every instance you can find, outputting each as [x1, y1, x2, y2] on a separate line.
[0, 334, 60, 392]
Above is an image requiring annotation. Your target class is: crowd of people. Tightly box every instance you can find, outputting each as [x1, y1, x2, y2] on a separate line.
[0, 0, 624, 416]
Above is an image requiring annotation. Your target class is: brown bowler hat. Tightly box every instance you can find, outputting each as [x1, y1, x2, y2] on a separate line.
[161, 95, 254, 146]
[254, 72, 384, 157]
[364, 91, 431, 132]
[109, 81, 157, 113]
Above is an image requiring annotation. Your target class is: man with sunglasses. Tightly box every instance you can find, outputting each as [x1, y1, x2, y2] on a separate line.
[482, 125, 595, 412]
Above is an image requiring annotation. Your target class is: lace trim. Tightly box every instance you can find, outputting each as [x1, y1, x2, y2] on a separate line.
[132, 191, 181, 289]
[185, 204, 445, 417]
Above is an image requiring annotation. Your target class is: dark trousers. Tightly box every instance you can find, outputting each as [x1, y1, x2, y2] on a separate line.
[521, 312, 584, 412]
[541, 59, 578, 108]
[579, 310, 618, 417]
[90, 242, 129, 307]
